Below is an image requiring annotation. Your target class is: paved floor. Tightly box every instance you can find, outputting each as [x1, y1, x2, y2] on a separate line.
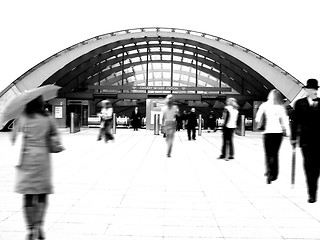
[0, 128, 320, 239]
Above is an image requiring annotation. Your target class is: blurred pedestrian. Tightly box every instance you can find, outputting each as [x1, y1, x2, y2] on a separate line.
[218, 97, 239, 160]
[255, 89, 291, 184]
[97, 99, 114, 142]
[187, 108, 197, 140]
[162, 94, 178, 157]
[11, 96, 61, 240]
[291, 79, 320, 203]
[130, 106, 141, 131]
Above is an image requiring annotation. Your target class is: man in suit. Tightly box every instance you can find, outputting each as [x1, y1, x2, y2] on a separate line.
[187, 108, 197, 140]
[130, 107, 141, 131]
[291, 78, 320, 203]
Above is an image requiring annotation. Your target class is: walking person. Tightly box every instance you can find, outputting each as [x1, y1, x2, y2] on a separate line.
[255, 89, 291, 184]
[11, 96, 61, 240]
[186, 108, 197, 140]
[130, 106, 141, 131]
[181, 110, 188, 130]
[175, 107, 183, 131]
[207, 110, 217, 132]
[97, 99, 114, 142]
[218, 97, 239, 160]
[291, 78, 320, 203]
[162, 94, 178, 157]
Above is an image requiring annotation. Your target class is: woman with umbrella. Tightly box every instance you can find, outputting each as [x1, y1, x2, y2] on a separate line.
[2, 85, 61, 240]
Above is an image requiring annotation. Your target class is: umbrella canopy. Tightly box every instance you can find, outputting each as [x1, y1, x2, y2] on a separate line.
[0, 85, 61, 124]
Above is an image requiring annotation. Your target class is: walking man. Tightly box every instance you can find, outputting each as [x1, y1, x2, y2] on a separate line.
[291, 78, 320, 203]
[187, 108, 197, 140]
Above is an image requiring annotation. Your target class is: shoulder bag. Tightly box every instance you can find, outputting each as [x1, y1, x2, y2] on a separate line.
[47, 118, 65, 153]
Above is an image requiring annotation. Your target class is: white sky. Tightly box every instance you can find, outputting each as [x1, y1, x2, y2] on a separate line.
[1, 0, 319, 92]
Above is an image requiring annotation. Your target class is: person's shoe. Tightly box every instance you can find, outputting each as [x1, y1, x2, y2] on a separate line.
[37, 227, 45, 239]
[228, 156, 234, 160]
[217, 155, 225, 159]
[167, 153, 171, 158]
[266, 177, 271, 184]
[308, 197, 316, 203]
[265, 172, 272, 184]
[26, 229, 35, 240]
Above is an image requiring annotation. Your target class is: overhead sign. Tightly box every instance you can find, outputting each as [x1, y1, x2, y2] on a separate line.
[89, 85, 231, 92]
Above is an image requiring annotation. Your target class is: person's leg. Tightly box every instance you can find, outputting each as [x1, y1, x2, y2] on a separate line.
[263, 134, 272, 183]
[35, 194, 48, 239]
[314, 159, 320, 201]
[105, 121, 114, 141]
[270, 133, 283, 181]
[192, 127, 196, 140]
[23, 194, 35, 239]
[187, 127, 191, 140]
[219, 127, 227, 158]
[302, 146, 318, 202]
[228, 129, 234, 158]
[166, 127, 174, 157]
[97, 126, 103, 140]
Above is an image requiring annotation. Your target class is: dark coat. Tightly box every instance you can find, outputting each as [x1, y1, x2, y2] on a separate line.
[291, 97, 320, 147]
[207, 112, 216, 129]
[187, 112, 198, 128]
[131, 110, 142, 128]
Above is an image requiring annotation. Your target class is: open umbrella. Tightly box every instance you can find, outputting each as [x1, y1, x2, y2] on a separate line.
[0, 85, 61, 124]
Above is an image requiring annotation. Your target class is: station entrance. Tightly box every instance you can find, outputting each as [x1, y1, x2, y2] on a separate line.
[49, 85, 258, 131]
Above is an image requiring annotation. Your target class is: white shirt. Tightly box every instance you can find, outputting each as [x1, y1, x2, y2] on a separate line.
[224, 105, 239, 128]
[255, 102, 291, 135]
[162, 105, 178, 122]
[99, 107, 113, 120]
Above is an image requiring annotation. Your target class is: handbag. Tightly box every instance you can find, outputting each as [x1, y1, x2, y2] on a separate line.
[10, 131, 24, 167]
[48, 134, 65, 153]
[47, 121, 65, 153]
[257, 111, 266, 131]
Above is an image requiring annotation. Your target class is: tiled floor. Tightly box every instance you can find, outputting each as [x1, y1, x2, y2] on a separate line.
[1, 128, 320, 239]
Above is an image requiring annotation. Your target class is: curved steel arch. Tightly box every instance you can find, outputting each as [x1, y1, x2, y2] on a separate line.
[44, 37, 272, 97]
[0, 27, 305, 117]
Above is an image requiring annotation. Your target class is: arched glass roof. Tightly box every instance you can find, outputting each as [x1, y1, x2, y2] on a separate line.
[0, 27, 305, 116]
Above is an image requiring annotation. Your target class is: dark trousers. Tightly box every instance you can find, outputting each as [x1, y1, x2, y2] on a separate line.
[24, 194, 47, 207]
[23, 194, 47, 233]
[221, 127, 235, 157]
[98, 120, 114, 141]
[301, 145, 320, 199]
[263, 133, 283, 181]
[187, 127, 196, 140]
